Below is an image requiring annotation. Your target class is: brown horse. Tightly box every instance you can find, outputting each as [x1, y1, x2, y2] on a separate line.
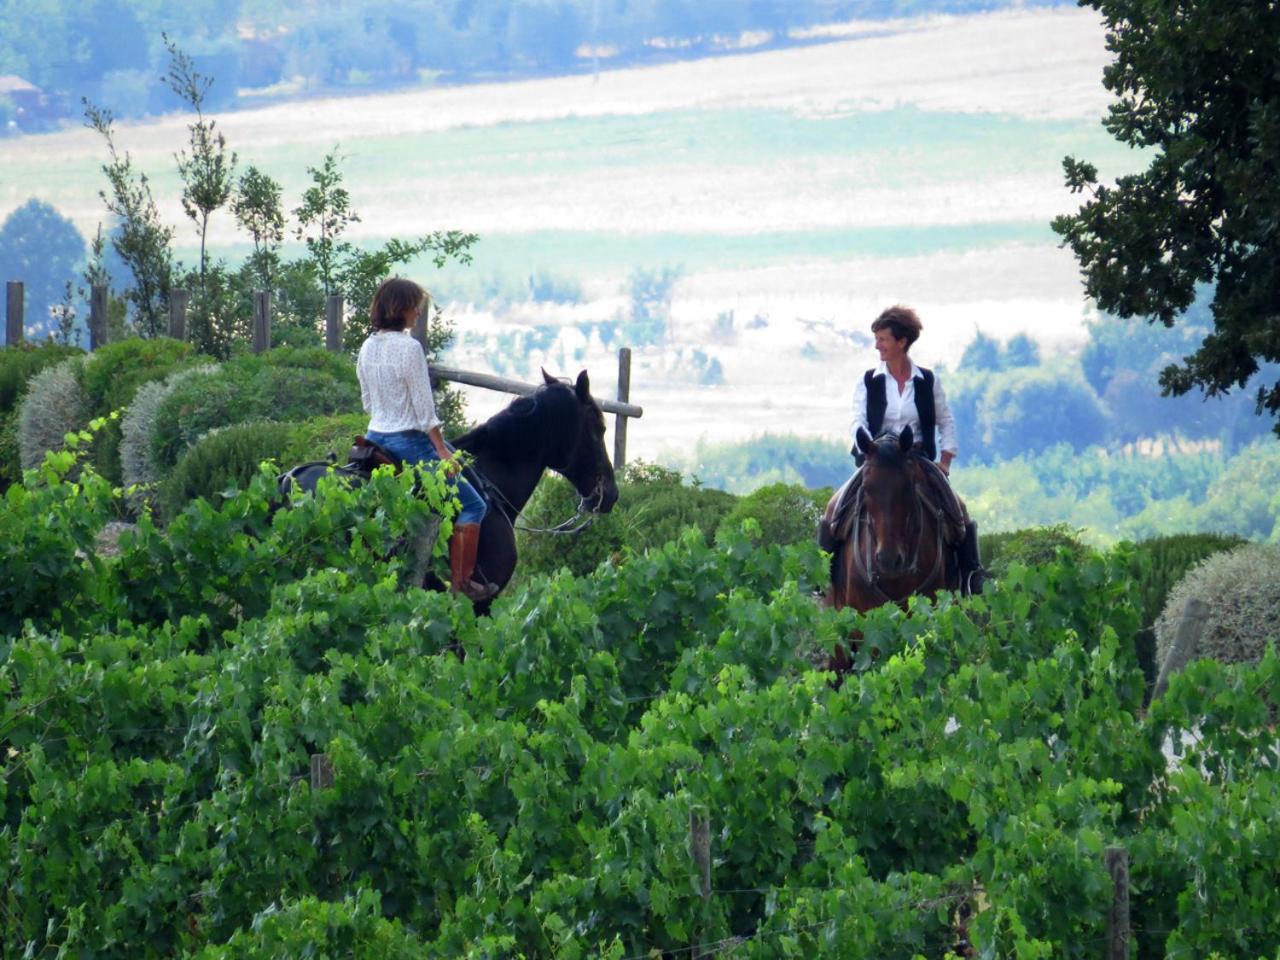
[826, 425, 964, 673]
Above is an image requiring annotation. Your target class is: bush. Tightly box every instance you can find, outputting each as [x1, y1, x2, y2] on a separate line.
[981, 523, 1087, 580]
[0, 410, 19, 492]
[0, 341, 83, 414]
[1128, 532, 1250, 625]
[279, 412, 370, 466]
[17, 356, 87, 471]
[121, 365, 219, 509]
[1155, 543, 1280, 668]
[78, 337, 195, 483]
[714, 482, 828, 547]
[516, 462, 737, 578]
[157, 421, 297, 522]
[150, 348, 360, 472]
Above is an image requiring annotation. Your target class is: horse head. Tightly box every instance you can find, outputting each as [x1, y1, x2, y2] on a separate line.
[855, 425, 919, 578]
[542, 369, 619, 514]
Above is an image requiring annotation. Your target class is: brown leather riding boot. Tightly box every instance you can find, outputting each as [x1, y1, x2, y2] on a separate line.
[449, 523, 498, 602]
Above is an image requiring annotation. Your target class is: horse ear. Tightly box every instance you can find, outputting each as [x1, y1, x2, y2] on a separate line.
[898, 425, 914, 453]
[542, 368, 557, 386]
[574, 370, 590, 401]
[856, 426, 875, 456]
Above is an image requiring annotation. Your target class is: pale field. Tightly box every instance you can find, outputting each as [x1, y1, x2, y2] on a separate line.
[0, 5, 1129, 465]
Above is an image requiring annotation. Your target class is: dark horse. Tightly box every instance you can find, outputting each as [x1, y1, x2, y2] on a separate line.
[826, 425, 967, 673]
[280, 370, 618, 611]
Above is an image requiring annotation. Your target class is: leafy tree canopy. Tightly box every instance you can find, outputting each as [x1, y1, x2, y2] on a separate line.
[0, 199, 86, 340]
[1053, 0, 1280, 437]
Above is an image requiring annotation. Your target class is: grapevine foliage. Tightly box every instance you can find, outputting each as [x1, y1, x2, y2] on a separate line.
[2, 449, 1278, 959]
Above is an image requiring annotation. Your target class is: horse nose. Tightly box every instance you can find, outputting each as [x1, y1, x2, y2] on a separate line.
[876, 545, 905, 576]
[598, 480, 619, 513]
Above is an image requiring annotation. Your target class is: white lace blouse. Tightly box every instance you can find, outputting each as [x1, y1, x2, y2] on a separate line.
[356, 330, 442, 434]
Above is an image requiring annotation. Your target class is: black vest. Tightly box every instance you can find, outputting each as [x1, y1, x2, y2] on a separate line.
[855, 366, 938, 464]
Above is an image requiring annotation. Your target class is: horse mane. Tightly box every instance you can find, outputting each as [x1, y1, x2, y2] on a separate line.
[455, 380, 579, 462]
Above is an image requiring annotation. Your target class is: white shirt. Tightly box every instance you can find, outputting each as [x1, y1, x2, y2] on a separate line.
[851, 359, 958, 456]
[356, 330, 442, 434]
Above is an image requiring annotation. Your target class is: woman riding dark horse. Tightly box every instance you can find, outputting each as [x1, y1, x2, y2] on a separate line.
[821, 305, 984, 618]
[284, 276, 618, 609]
[356, 277, 497, 601]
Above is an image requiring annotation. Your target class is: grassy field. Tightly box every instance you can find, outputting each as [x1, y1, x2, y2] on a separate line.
[0, 5, 1140, 462]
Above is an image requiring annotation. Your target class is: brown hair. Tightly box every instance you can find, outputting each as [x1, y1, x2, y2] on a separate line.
[369, 277, 426, 331]
[870, 305, 923, 350]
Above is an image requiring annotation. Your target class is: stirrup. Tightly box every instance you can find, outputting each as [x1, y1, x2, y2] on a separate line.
[457, 579, 499, 602]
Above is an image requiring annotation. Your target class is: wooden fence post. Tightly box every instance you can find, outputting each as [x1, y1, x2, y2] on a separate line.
[413, 294, 431, 355]
[325, 294, 344, 352]
[689, 807, 711, 901]
[169, 288, 189, 341]
[5, 281, 22, 346]
[1151, 597, 1210, 703]
[1105, 846, 1130, 960]
[252, 291, 271, 353]
[614, 346, 631, 469]
[310, 753, 334, 790]
[89, 284, 108, 350]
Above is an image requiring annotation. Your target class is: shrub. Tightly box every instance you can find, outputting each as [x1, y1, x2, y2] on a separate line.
[149, 347, 360, 472]
[279, 412, 370, 466]
[1128, 532, 1250, 625]
[120, 365, 219, 509]
[516, 462, 737, 578]
[714, 482, 828, 547]
[0, 410, 19, 492]
[1155, 543, 1280, 668]
[78, 337, 194, 483]
[157, 421, 297, 522]
[981, 523, 1087, 579]
[0, 341, 83, 414]
[17, 356, 87, 470]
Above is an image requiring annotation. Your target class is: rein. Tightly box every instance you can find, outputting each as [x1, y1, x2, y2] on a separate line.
[468, 465, 605, 537]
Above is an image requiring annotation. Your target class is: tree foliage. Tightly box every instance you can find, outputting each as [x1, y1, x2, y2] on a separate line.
[1053, 0, 1280, 436]
[0, 199, 87, 340]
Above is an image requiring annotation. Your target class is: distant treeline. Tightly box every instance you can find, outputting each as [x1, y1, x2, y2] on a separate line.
[2, 0, 1065, 128]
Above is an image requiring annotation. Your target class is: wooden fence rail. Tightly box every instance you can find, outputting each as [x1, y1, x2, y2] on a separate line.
[3, 280, 643, 466]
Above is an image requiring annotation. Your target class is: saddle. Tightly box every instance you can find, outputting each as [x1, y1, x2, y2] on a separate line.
[347, 435, 401, 474]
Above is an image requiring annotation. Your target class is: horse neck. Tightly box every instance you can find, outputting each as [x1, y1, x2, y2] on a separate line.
[468, 447, 548, 519]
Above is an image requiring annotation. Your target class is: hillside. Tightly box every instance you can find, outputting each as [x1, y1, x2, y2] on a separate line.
[0, 6, 1135, 460]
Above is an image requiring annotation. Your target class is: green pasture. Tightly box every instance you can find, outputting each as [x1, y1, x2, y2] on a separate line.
[6, 103, 1140, 291]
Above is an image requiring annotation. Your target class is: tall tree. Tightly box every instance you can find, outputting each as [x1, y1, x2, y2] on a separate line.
[1052, 0, 1280, 436]
[163, 34, 237, 286]
[83, 99, 174, 337]
[0, 199, 86, 340]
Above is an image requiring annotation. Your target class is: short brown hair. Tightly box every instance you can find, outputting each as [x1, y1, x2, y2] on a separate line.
[369, 277, 426, 331]
[871, 305, 922, 349]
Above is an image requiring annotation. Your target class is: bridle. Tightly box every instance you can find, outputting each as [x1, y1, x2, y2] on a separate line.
[850, 459, 948, 606]
[481, 472, 606, 536]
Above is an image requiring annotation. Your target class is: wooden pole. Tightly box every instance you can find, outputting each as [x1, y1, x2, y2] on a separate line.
[1151, 597, 1210, 703]
[325, 294, 344, 352]
[253, 291, 271, 353]
[89, 284, 108, 350]
[1105, 846, 1130, 960]
[689, 808, 711, 901]
[5, 281, 22, 346]
[614, 346, 632, 469]
[310, 753, 334, 790]
[413, 294, 431, 355]
[430, 363, 643, 419]
[169, 288, 189, 341]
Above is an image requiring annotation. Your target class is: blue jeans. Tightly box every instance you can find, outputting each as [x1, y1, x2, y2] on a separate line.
[365, 429, 487, 525]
